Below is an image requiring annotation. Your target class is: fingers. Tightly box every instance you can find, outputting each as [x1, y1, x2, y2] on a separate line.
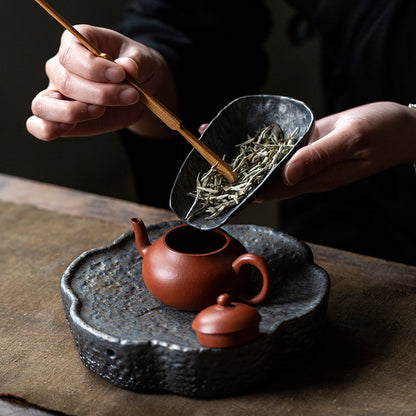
[28, 97, 145, 140]
[114, 57, 139, 80]
[257, 158, 373, 201]
[46, 57, 139, 107]
[307, 112, 344, 144]
[27, 24, 172, 140]
[282, 122, 356, 186]
[198, 123, 209, 135]
[58, 25, 153, 88]
[26, 116, 75, 141]
[59, 25, 126, 83]
[31, 90, 105, 123]
[28, 89, 106, 140]
[257, 102, 416, 202]
[51, 26, 141, 106]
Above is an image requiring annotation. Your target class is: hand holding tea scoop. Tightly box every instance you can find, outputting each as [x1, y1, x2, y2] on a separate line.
[256, 102, 416, 201]
[170, 95, 315, 230]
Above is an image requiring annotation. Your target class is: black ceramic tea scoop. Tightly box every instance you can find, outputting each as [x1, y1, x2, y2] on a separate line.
[170, 95, 315, 230]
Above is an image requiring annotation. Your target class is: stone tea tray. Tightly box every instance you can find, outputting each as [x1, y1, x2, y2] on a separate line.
[61, 222, 330, 397]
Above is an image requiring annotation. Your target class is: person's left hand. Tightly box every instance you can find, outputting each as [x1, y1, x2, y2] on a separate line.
[256, 101, 416, 201]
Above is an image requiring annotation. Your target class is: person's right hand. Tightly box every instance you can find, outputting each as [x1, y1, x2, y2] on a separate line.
[27, 25, 178, 141]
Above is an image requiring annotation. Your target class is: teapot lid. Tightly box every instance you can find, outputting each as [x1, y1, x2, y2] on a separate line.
[192, 293, 261, 336]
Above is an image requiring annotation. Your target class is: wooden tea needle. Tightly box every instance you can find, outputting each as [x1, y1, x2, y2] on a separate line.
[33, 0, 238, 184]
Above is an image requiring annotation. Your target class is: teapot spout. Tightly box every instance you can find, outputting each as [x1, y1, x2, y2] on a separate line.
[131, 218, 151, 258]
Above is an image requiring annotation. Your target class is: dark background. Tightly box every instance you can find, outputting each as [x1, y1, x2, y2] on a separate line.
[0, 0, 323, 226]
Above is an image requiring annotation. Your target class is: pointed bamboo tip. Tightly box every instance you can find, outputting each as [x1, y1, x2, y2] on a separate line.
[217, 164, 238, 184]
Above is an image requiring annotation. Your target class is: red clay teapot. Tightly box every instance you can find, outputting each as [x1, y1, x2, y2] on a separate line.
[131, 218, 272, 311]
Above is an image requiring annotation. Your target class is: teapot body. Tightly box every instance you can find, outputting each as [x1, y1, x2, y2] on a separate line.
[142, 224, 248, 311]
[131, 218, 271, 311]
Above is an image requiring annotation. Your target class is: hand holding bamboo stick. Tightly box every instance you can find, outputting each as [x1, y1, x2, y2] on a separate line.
[32, 0, 238, 183]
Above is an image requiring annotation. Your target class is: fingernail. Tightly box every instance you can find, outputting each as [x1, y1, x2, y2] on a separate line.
[105, 66, 125, 83]
[58, 123, 76, 135]
[88, 104, 104, 117]
[119, 88, 139, 105]
[283, 161, 303, 186]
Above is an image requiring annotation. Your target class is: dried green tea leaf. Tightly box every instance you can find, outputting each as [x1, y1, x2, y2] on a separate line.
[185, 123, 297, 221]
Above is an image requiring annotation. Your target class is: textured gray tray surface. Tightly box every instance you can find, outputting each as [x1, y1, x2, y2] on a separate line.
[61, 222, 329, 397]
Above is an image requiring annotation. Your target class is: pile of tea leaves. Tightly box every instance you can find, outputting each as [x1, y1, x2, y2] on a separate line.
[185, 123, 297, 221]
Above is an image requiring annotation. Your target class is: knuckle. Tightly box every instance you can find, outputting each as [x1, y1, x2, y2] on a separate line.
[57, 72, 73, 96]
[73, 24, 93, 37]
[343, 123, 364, 149]
[45, 56, 58, 80]
[59, 43, 72, 68]
[65, 104, 87, 124]
[93, 87, 109, 105]
[307, 145, 330, 170]
[31, 96, 43, 117]
[45, 57, 52, 73]
[339, 120, 369, 158]
[83, 56, 98, 79]
[61, 108, 77, 124]
[344, 133, 364, 157]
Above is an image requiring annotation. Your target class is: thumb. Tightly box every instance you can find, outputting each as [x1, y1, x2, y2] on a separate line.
[282, 135, 347, 186]
[198, 123, 209, 135]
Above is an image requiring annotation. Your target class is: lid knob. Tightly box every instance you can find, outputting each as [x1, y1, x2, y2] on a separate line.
[217, 293, 232, 306]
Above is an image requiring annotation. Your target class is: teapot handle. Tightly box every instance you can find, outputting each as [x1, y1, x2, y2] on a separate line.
[232, 253, 271, 304]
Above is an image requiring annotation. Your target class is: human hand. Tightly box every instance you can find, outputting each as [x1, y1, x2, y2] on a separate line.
[256, 102, 416, 200]
[27, 25, 177, 140]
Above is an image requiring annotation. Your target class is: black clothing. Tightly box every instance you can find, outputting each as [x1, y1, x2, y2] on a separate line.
[118, 0, 271, 207]
[118, 0, 416, 265]
[283, 0, 416, 264]
[288, 0, 416, 112]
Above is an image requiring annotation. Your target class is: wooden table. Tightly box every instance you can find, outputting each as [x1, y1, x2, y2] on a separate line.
[1, 173, 415, 416]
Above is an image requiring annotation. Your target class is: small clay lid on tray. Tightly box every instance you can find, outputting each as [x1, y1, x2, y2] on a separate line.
[192, 293, 261, 348]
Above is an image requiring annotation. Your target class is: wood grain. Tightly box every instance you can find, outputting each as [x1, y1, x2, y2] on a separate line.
[0, 397, 60, 415]
[1, 173, 415, 416]
[310, 243, 416, 292]
[0, 174, 177, 227]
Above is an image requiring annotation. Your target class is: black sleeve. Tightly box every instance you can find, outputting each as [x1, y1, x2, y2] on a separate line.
[281, 0, 416, 265]
[286, 0, 416, 113]
[118, 0, 271, 129]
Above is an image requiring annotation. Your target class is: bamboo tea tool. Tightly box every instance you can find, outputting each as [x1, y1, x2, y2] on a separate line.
[33, 0, 238, 183]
